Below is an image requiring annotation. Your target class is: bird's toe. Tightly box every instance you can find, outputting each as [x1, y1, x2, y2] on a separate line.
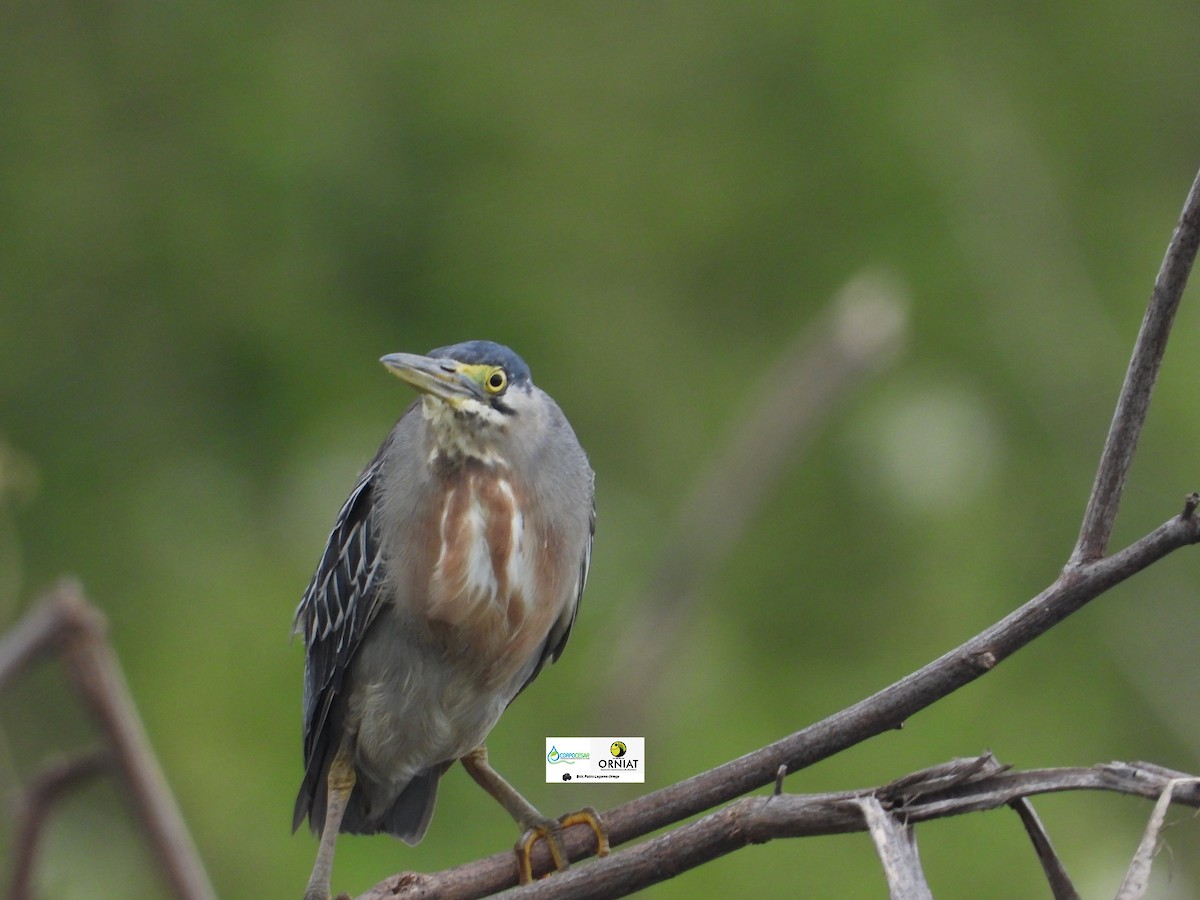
[514, 807, 609, 883]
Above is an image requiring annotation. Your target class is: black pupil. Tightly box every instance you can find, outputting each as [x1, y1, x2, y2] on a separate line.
[489, 372, 504, 389]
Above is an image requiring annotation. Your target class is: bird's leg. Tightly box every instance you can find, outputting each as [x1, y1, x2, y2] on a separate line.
[304, 742, 356, 900]
[461, 745, 609, 884]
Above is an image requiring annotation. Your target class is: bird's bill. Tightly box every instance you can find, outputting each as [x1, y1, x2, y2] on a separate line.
[380, 352, 489, 402]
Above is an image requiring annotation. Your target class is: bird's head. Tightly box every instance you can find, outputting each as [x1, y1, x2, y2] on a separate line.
[381, 340, 536, 463]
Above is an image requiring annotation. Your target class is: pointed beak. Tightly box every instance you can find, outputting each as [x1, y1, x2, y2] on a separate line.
[380, 353, 487, 403]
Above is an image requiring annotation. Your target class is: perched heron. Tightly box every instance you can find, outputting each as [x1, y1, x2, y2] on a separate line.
[292, 340, 605, 900]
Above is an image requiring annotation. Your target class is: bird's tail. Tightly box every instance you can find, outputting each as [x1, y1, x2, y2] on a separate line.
[340, 766, 445, 844]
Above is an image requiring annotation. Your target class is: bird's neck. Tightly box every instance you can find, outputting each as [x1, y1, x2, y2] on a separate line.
[422, 396, 509, 467]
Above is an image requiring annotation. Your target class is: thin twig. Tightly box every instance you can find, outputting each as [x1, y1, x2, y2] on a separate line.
[0, 582, 217, 900]
[1009, 798, 1079, 900]
[1115, 776, 1200, 900]
[856, 795, 932, 900]
[601, 271, 908, 724]
[1072, 168, 1200, 563]
[773, 764, 787, 797]
[883, 753, 1006, 803]
[9, 749, 112, 900]
[0, 592, 69, 693]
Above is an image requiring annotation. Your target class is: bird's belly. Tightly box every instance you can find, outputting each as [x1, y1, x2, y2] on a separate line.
[350, 632, 511, 785]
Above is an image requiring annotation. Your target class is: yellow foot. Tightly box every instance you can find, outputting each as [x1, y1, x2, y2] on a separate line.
[515, 807, 609, 883]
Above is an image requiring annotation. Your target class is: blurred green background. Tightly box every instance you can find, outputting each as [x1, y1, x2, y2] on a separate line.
[2, 3, 1200, 898]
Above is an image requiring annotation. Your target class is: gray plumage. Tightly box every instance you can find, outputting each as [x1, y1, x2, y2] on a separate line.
[292, 341, 594, 850]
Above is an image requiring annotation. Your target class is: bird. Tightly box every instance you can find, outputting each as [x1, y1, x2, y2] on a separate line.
[292, 340, 605, 900]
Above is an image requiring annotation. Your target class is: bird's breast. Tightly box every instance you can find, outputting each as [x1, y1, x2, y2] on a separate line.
[420, 467, 559, 685]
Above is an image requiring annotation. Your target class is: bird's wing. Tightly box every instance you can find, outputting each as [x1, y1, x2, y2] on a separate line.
[293, 451, 388, 780]
[515, 496, 595, 697]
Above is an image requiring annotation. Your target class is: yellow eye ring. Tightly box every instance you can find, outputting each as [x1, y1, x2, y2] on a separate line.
[485, 369, 507, 394]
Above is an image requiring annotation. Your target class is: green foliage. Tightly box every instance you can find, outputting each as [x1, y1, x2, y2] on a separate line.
[2, 3, 1200, 897]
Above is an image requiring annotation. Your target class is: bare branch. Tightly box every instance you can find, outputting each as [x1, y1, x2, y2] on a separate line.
[357, 506, 1200, 899]
[358, 165, 1200, 899]
[1115, 776, 1200, 900]
[883, 753, 1007, 803]
[9, 749, 112, 900]
[856, 795, 932, 900]
[0, 588, 70, 692]
[360, 760, 1200, 900]
[0, 582, 216, 900]
[1072, 169, 1200, 563]
[1009, 798, 1079, 900]
[602, 271, 908, 723]
[606, 509, 1200, 845]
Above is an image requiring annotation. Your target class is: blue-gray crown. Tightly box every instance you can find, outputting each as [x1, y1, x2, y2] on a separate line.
[429, 340, 532, 386]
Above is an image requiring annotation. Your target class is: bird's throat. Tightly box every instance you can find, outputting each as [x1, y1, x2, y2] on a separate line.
[421, 396, 508, 466]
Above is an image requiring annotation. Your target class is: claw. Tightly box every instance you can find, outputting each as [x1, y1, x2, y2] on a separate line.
[515, 807, 609, 883]
[516, 818, 567, 884]
[560, 807, 609, 857]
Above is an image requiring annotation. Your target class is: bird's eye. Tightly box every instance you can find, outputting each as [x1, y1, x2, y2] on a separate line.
[485, 369, 507, 394]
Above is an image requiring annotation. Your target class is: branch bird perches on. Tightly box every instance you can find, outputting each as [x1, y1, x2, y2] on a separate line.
[359, 166, 1200, 899]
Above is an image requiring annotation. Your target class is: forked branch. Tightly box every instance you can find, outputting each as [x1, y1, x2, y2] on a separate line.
[0, 581, 216, 900]
[1073, 171, 1200, 563]
[361, 165, 1200, 899]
